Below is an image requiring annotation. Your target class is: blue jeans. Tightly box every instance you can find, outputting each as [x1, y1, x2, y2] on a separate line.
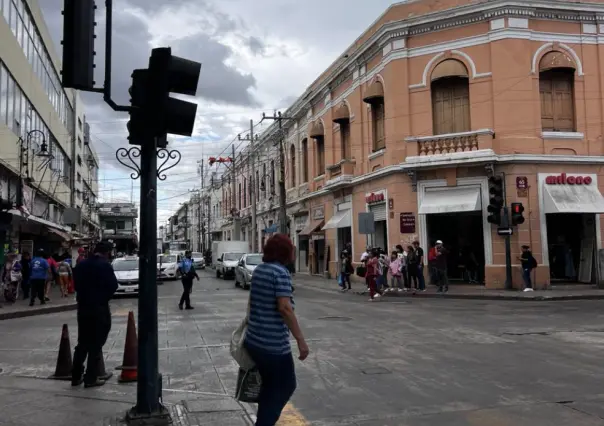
[245, 343, 297, 426]
[523, 268, 532, 289]
[417, 265, 426, 290]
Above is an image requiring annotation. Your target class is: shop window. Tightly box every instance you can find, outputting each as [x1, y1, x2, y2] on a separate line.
[539, 69, 575, 132]
[431, 60, 470, 135]
[301, 138, 309, 182]
[340, 121, 351, 160]
[315, 136, 325, 176]
[290, 144, 296, 188]
[372, 101, 385, 151]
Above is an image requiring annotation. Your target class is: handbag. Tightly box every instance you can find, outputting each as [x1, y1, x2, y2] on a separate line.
[337, 273, 344, 287]
[356, 265, 366, 277]
[235, 367, 261, 403]
[230, 296, 255, 370]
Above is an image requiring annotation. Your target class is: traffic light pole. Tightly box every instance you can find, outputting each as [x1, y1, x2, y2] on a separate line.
[503, 206, 513, 290]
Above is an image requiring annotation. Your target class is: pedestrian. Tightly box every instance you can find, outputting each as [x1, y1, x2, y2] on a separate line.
[45, 253, 60, 302]
[341, 252, 353, 291]
[178, 250, 199, 310]
[2, 253, 20, 303]
[20, 251, 31, 300]
[377, 249, 390, 292]
[366, 249, 382, 301]
[518, 245, 537, 292]
[75, 247, 87, 266]
[388, 251, 403, 292]
[244, 234, 309, 425]
[429, 240, 449, 293]
[412, 240, 426, 291]
[71, 241, 118, 388]
[360, 246, 371, 292]
[406, 245, 419, 290]
[57, 254, 73, 298]
[395, 244, 410, 291]
[29, 249, 49, 306]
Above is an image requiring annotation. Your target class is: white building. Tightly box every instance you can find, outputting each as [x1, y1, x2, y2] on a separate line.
[0, 0, 100, 255]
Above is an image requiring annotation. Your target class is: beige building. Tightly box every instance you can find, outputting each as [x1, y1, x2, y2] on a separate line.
[0, 0, 100, 254]
[225, 0, 604, 288]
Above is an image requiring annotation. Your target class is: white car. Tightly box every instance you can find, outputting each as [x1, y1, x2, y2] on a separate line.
[216, 252, 245, 279]
[157, 254, 181, 280]
[234, 253, 262, 289]
[191, 252, 206, 270]
[112, 256, 140, 294]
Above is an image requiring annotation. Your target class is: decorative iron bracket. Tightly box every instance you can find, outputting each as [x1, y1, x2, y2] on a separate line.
[116, 147, 142, 180]
[157, 149, 181, 181]
[407, 170, 417, 192]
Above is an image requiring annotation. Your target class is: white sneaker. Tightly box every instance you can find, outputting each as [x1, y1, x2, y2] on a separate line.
[374, 293, 381, 298]
[523, 288, 534, 292]
[398, 288, 403, 292]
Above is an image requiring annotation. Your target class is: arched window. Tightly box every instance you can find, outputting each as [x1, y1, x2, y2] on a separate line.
[333, 103, 351, 159]
[363, 80, 385, 151]
[309, 121, 325, 177]
[431, 59, 470, 135]
[290, 144, 296, 188]
[301, 138, 309, 182]
[539, 51, 576, 132]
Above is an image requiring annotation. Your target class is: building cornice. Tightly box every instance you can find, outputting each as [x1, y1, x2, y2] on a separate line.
[258, 0, 604, 143]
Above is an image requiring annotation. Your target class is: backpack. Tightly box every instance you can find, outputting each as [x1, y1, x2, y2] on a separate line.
[529, 255, 537, 269]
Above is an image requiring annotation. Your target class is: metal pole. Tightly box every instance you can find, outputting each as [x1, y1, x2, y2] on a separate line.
[278, 113, 287, 235]
[136, 137, 160, 414]
[250, 120, 257, 252]
[503, 206, 513, 290]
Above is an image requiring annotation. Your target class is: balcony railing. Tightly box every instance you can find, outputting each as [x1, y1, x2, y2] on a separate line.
[405, 129, 494, 157]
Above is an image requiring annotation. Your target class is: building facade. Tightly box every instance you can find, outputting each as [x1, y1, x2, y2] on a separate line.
[0, 0, 101, 256]
[98, 202, 138, 254]
[165, 0, 604, 288]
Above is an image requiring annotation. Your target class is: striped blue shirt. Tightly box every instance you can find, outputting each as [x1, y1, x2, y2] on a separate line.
[245, 262, 294, 355]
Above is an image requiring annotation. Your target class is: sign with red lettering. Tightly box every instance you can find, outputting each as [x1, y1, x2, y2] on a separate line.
[365, 192, 385, 204]
[545, 173, 592, 185]
[400, 212, 415, 234]
[516, 176, 528, 189]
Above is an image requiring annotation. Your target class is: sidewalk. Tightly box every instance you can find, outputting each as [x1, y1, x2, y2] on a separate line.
[293, 274, 604, 301]
[0, 285, 76, 320]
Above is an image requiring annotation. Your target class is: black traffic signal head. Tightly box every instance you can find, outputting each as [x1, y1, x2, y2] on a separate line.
[511, 202, 525, 225]
[148, 47, 201, 138]
[61, 0, 97, 90]
[488, 176, 504, 208]
[127, 69, 150, 145]
[487, 207, 501, 225]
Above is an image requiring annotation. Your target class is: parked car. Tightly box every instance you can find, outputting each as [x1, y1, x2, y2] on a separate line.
[234, 253, 262, 289]
[112, 256, 139, 295]
[157, 254, 181, 280]
[216, 252, 245, 279]
[191, 252, 206, 270]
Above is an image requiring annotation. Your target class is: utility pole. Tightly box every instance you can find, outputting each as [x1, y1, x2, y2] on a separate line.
[231, 144, 241, 240]
[198, 161, 204, 252]
[261, 111, 289, 235]
[238, 120, 258, 252]
[207, 175, 213, 250]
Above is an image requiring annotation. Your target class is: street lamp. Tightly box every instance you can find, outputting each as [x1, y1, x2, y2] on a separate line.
[16, 129, 53, 209]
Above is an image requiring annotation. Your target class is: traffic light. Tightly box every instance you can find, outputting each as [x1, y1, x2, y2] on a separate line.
[61, 0, 97, 90]
[127, 69, 151, 145]
[487, 176, 504, 225]
[147, 47, 201, 138]
[511, 202, 525, 225]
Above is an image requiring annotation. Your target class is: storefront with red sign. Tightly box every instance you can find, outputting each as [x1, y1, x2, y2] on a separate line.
[538, 173, 604, 284]
[365, 190, 388, 251]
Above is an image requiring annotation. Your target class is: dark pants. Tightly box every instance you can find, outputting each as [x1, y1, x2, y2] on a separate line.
[522, 268, 532, 289]
[21, 278, 30, 299]
[343, 273, 351, 289]
[402, 267, 410, 289]
[179, 278, 193, 308]
[72, 307, 111, 384]
[417, 265, 426, 290]
[408, 265, 419, 289]
[435, 269, 448, 291]
[245, 343, 297, 426]
[29, 279, 45, 305]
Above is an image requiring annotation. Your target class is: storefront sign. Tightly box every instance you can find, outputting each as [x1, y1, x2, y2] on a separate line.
[312, 206, 325, 220]
[311, 234, 324, 241]
[365, 192, 385, 204]
[516, 176, 528, 189]
[294, 215, 308, 231]
[399, 212, 416, 234]
[545, 173, 592, 185]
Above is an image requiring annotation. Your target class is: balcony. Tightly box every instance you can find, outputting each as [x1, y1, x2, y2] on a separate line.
[405, 129, 494, 157]
[325, 159, 355, 188]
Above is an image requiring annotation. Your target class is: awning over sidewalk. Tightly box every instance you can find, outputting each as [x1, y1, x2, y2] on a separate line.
[419, 186, 481, 214]
[8, 209, 73, 240]
[298, 219, 324, 236]
[322, 209, 352, 230]
[542, 181, 604, 213]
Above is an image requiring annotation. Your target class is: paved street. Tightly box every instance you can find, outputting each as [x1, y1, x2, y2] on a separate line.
[1, 272, 604, 425]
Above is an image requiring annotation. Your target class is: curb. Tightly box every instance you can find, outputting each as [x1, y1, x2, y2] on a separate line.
[294, 282, 604, 302]
[0, 303, 77, 321]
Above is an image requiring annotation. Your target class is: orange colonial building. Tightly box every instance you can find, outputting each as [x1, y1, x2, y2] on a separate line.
[241, 0, 604, 289]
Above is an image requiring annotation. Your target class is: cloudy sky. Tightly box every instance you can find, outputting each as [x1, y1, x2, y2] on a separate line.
[38, 0, 395, 226]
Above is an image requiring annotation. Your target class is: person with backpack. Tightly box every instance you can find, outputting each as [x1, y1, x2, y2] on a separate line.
[518, 245, 537, 292]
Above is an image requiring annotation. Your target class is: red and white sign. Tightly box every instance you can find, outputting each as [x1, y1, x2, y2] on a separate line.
[365, 192, 385, 204]
[545, 173, 592, 185]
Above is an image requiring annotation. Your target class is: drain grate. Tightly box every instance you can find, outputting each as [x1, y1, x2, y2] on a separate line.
[361, 367, 391, 375]
[318, 316, 352, 322]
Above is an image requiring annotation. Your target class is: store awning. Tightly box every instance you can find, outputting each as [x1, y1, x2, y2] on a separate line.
[322, 209, 352, 230]
[542, 183, 604, 213]
[419, 186, 481, 214]
[48, 228, 71, 241]
[8, 209, 73, 236]
[299, 219, 324, 236]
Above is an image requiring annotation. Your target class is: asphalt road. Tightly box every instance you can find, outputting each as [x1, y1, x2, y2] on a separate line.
[1, 271, 604, 425]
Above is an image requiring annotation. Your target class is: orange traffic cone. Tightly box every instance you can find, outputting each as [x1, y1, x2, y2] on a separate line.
[49, 324, 73, 381]
[117, 311, 138, 383]
[98, 350, 113, 381]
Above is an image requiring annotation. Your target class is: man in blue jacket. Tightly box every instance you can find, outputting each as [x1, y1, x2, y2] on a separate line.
[29, 249, 49, 306]
[71, 242, 118, 388]
[178, 250, 199, 310]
